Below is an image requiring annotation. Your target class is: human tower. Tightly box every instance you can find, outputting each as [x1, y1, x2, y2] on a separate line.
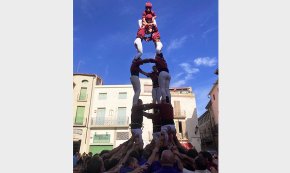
[129, 2, 175, 147]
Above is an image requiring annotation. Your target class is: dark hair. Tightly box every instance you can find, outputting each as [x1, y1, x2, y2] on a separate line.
[187, 148, 198, 159]
[155, 53, 164, 59]
[88, 152, 93, 156]
[100, 150, 110, 156]
[104, 158, 119, 171]
[200, 151, 213, 162]
[195, 156, 207, 170]
[124, 156, 136, 167]
[86, 156, 103, 173]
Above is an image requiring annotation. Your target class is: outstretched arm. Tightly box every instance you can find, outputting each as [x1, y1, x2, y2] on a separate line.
[173, 135, 188, 154]
[143, 111, 159, 119]
[139, 68, 150, 77]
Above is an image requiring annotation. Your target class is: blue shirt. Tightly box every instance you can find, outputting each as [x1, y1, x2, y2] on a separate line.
[119, 166, 134, 173]
[154, 166, 181, 173]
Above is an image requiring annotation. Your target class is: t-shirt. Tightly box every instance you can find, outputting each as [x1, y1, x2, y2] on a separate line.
[131, 104, 155, 129]
[142, 10, 157, 19]
[154, 166, 181, 173]
[148, 71, 159, 88]
[149, 58, 169, 73]
[119, 166, 134, 173]
[153, 103, 174, 125]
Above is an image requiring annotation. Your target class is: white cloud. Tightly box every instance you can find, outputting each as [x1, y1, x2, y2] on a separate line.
[202, 26, 217, 38]
[171, 62, 199, 87]
[194, 57, 217, 67]
[166, 36, 188, 52]
[180, 63, 200, 74]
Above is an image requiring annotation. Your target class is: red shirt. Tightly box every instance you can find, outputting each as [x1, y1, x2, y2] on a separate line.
[142, 10, 156, 19]
[130, 59, 151, 76]
[149, 57, 169, 73]
[144, 24, 160, 42]
[136, 28, 145, 39]
[154, 103, 174, 125]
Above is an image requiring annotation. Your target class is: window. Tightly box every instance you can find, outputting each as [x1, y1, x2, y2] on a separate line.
[98, 93, 107, 100]
[118, 92, 127, 99]
[117, 107, 126, 125]
[174, 101, 181, 117]
[93, 133, 110, 143]
[178, 121, 183, 133]
[96, 108, 106, 125]
[82, 80, 89, 84]
[109, 109, 114, 116]
[144, 85, 152, 93]
[116, 132, 129, 140]
[75, 106, 85, 125]
[213, 94, 215, 100]
[79, 87, 87, 101]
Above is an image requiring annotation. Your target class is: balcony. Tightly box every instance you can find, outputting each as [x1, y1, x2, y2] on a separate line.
[90, 117, 130, 128]
[174, 110, 186, 119]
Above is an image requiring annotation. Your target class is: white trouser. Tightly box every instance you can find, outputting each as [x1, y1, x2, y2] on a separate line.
[134, 38, 143, 59]
[138, 19, 142, 28]
[153, 132, 161, 143]
[158, 71, 171, 102]
[131, 128, 143, 144]
[161, 125, 176, 145]
[155, 41, 163, 54]
[152, 87, 161, 104]
[130, 75, 141, 105]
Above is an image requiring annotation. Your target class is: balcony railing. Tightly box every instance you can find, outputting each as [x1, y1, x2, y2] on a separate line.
[91, 117, 129, 127]
[174, 110, 186, 118]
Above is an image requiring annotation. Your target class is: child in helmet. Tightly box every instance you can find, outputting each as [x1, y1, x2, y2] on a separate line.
[138, 2, 157, 28]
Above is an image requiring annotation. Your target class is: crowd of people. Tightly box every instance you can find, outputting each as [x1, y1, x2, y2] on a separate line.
[73, 2, 219, 172]
[73, 135, 218, 173]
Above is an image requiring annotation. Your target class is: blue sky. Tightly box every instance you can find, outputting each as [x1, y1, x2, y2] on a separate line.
[74, 0, 218, 117]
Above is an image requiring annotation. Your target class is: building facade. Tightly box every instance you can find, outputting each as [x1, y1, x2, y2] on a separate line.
[73, 74, 102, 154]
[88, 78, 201, 154]
[198, 69, 219, 151]
[73, 75, 201, 154]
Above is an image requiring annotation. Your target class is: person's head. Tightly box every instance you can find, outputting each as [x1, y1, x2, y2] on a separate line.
[160, 150, 175, 166]
[195, 156, 207, 170]
[145, 14, 153, 23]
[187, 148, 199, 159]
[88, 152, 93, 157]
[137, 99, 143, 105]
[155, 53, 164, 59]
[87, 156, 105, 173]
[133, 57, 142, 62]
[152, 65, 158, 72]
[145, 2, 152, 12]
[199, 151, 213, 163]
[104, 158, 119, 171]
[125, 156, 139, 169]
